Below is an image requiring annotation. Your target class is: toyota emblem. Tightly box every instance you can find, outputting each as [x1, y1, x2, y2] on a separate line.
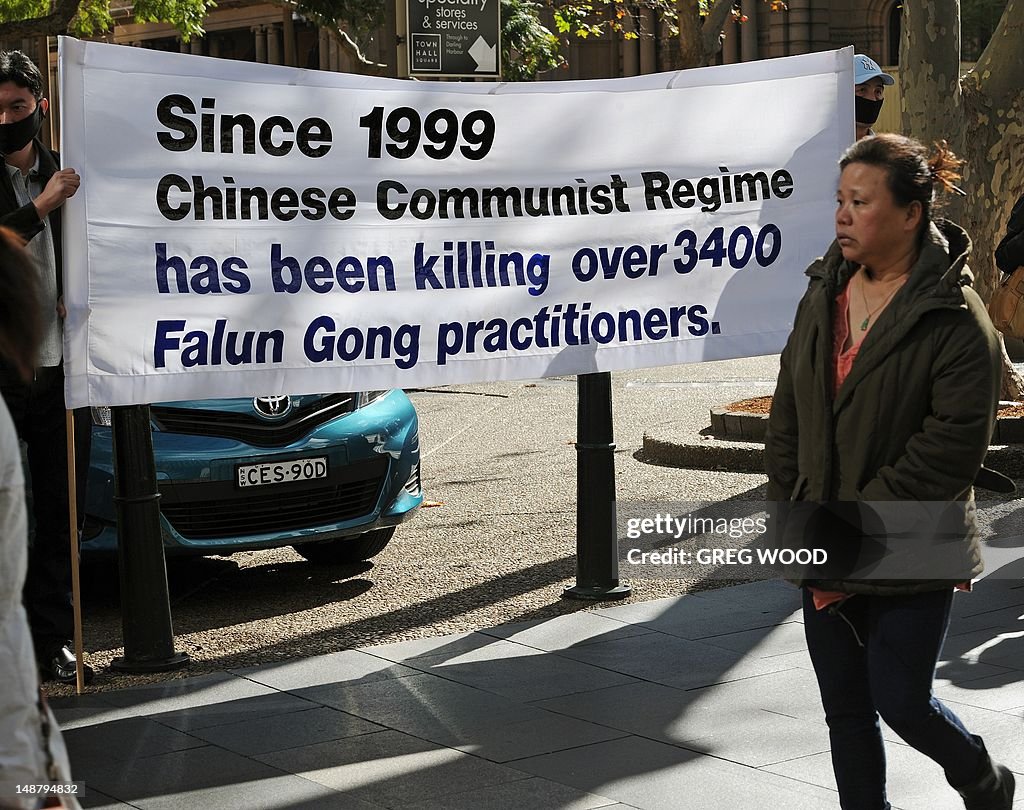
[253, 395, 292, 419]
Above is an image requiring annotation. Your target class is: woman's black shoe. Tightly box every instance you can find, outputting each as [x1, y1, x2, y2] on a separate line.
[958, 751, 1016, 810]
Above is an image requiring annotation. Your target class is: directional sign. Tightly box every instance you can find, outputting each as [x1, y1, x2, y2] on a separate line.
[406, 0, 500, 78]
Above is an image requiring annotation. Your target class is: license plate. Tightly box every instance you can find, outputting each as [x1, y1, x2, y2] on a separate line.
[236, 457, 328, 488]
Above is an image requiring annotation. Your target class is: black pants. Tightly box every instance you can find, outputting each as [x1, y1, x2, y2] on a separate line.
[1, 364, 91, 657]
[802, 588, 984, 809]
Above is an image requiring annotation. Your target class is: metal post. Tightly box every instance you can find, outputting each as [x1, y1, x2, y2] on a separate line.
[109, 405, 189, 673]
[564, 372, 632, 600]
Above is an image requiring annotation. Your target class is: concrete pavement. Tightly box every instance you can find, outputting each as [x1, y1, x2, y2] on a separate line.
[53, 576, 1024, 809]
[49, 360, 1024, 808]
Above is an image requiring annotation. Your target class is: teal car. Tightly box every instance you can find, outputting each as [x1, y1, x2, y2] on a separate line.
[82, 390, 422, 563]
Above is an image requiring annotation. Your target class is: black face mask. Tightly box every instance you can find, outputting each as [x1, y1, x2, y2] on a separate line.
[855, 95, 884, 126]
[0, 104, 45, 157]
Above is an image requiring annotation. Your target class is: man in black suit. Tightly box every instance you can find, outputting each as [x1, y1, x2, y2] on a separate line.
[0, 48, 92, 684]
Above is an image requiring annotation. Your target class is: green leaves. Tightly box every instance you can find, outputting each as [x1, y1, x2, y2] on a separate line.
[131, 0, 213, 39]
[69, 0, 114, 38]
[502, 0, 564, 78]
[294, 0, 387, 41]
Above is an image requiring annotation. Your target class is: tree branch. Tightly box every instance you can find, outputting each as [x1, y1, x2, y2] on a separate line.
[700, 0, 735, 59]
[267, 0, 388, 73]
[0, 0, 82, 39]
[328, 24, 388, 72]
[972, 0, 1024, 104]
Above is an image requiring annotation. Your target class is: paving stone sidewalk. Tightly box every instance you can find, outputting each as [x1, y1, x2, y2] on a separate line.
[52, 577, 1024, 809]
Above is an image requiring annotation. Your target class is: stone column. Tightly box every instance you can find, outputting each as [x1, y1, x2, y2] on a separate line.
[722, 15, 738, 64]
[267, 24, 281, 65]
[319, 28, 330, 71]
[740, 0, 758, 61]
[253, 25, 267, 63]
[787, 0, 810, 54]
[328, 33, 339, 72]
[639, 7, 656, 74]
[338, 44, 356, 74]
[768, 3, 787, 57]
[282, 8, 296, 67]
[621, 8, 639, 77]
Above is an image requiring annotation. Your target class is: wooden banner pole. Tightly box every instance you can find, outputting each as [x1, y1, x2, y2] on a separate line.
[65, 410, 85, 694]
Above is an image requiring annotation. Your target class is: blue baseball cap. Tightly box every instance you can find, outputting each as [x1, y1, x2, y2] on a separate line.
[854, 53, 895, 86]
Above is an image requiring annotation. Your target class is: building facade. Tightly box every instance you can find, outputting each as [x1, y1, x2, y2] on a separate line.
[3, 0, 905, 83]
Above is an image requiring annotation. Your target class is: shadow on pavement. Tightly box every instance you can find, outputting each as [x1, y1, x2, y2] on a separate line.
[59, 571, 1024, 809]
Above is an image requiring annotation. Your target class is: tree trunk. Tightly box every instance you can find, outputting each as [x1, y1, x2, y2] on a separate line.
[677, 0, 704, 68]
[901, 0, 1024, 399]
[676, 0, 738, 69]
[900, 1, 963, 148]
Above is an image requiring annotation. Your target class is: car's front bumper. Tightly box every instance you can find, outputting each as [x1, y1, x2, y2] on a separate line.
[82, 390, 422, 555]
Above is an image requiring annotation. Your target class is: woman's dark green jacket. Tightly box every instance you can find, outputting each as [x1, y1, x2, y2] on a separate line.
[764, 220, 1000, 594]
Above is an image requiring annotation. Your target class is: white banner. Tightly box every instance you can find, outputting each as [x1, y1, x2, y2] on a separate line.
[59, 38, 854, 407]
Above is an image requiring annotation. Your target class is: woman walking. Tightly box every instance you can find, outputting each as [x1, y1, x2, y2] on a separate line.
[765, 133, 1015, 810]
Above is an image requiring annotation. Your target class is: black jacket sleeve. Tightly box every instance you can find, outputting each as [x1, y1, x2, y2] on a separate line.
[0, 140, 55, 242]
[995, 193, 1024, 275]
[0, 200, 45, 241]
[764, 300, 804, 502]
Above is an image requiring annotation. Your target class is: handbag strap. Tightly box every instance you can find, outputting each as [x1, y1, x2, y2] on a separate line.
[1011, 266, 1024, 293]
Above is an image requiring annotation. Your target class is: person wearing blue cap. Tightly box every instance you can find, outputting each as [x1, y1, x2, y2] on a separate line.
[854, 53, 895, 140]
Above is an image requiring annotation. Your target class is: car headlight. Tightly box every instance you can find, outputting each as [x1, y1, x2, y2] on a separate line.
[91, 406, 112, 427]
[356, 390, 389, 409]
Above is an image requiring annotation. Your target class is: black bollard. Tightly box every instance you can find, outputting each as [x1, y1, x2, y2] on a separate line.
[109, 405, 189, 673]
[564, 372, 632, 601]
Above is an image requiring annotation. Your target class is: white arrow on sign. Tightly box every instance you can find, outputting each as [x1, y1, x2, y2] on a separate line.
[468, 36, 496, 72]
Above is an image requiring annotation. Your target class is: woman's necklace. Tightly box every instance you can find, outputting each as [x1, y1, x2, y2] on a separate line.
[858, 269, 906, 331]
